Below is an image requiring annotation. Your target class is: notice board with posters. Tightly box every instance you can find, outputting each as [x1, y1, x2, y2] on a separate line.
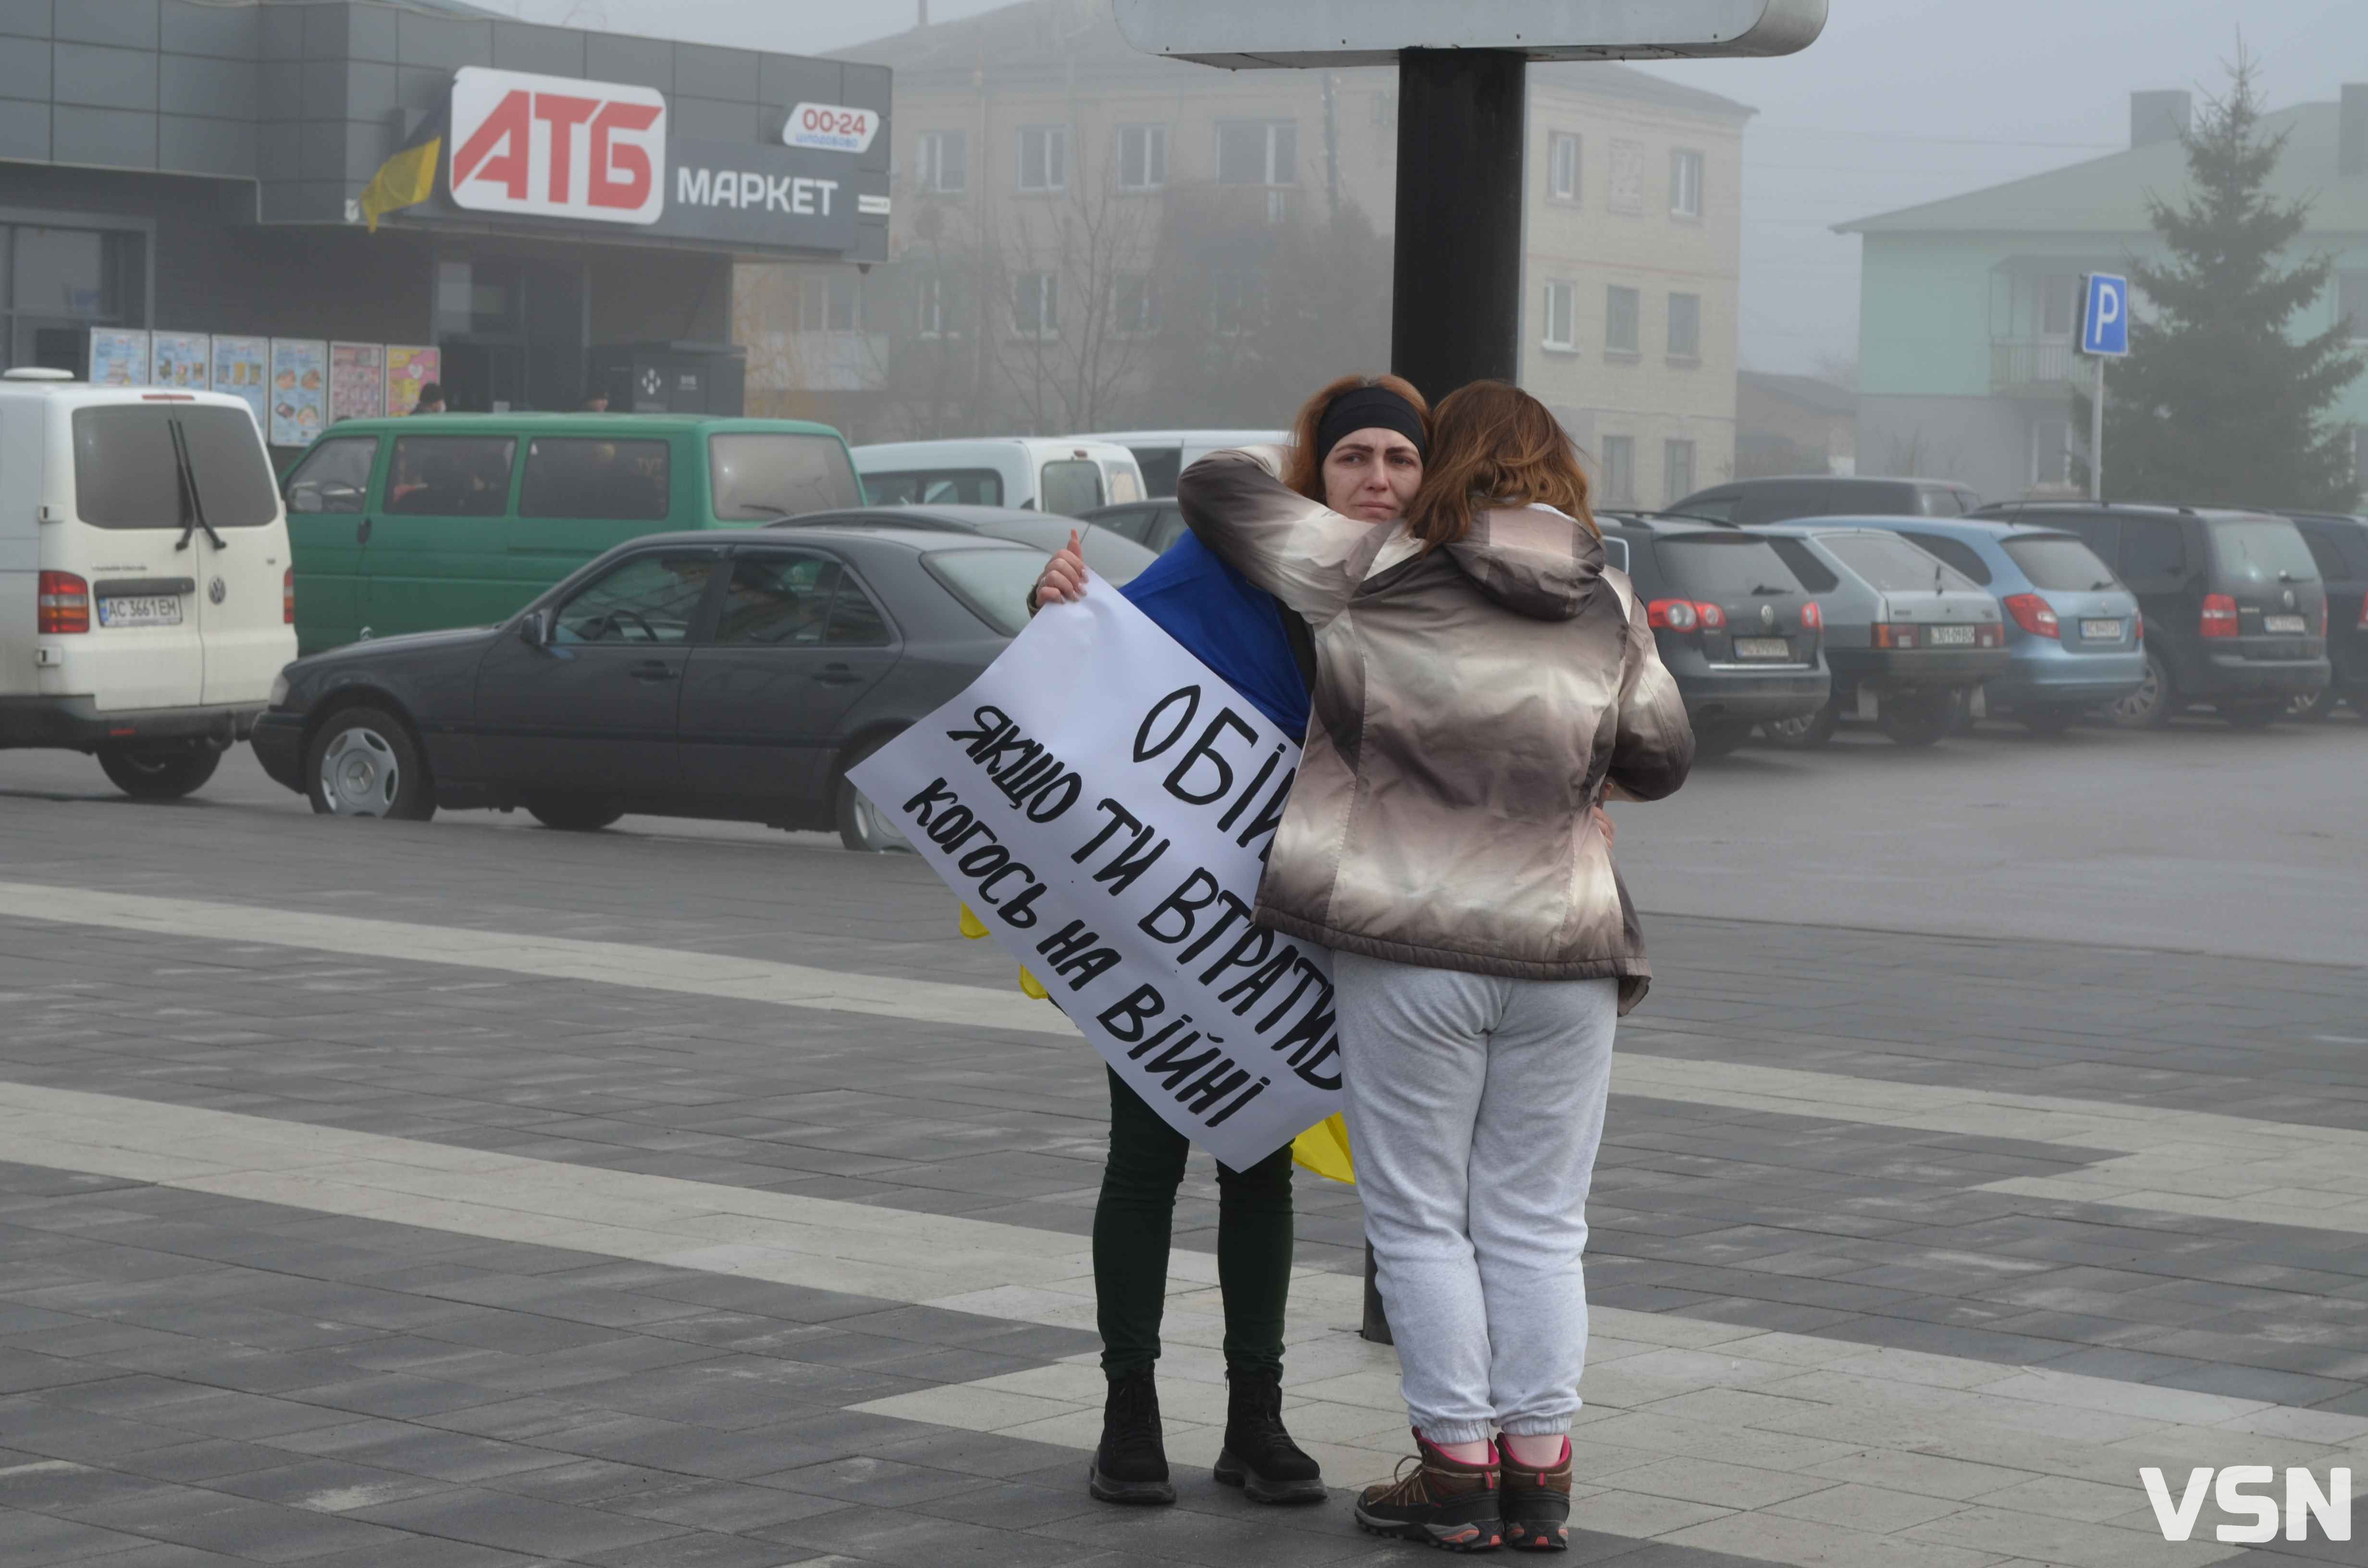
[150, 331, 210, 390]
[269, 339, 327, 446]
[330, 343, 385, 422]
[385, 345, 440, 415]
[211, 336, 270, 429]
[88, 329, 148, 386]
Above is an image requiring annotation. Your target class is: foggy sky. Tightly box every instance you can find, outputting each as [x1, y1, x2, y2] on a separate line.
[483, 0, 2368, 379]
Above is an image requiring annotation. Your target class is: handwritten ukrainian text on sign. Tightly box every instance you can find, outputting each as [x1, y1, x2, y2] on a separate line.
[848, 578, 1339, 1170]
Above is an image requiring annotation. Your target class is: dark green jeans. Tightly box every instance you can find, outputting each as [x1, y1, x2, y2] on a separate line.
[1093, 1067, 1295, 1379]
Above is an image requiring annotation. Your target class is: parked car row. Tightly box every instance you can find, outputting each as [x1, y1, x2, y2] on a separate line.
[1670, 476, 2355, 736]
[6, 386, 2357, 829]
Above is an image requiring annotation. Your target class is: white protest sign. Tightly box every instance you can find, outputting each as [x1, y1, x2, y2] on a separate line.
[848, 576, 1339, 1171]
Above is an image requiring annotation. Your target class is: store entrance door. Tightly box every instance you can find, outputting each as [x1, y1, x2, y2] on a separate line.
[440, 341, 525, 414]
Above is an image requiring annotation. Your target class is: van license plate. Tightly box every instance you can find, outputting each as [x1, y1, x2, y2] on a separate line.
[2079, 619, 2123, 640]
[97, 596, 183, 628]
[1926, 624, 1977, 646]
[2265, 614, 2307, 634]
[1732, 637, 1790, 660]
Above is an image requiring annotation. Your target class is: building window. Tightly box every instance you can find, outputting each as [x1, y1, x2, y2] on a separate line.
[1014, 272, 1058, 338]
[1605, 286, 1640, 356]
[2029, 417, 2072, 487]
[1608, 139, 1645, 213]
[1670, 149, 1703, 218]
[1541, 281, 1576, 350]
[1118, 124, 1168, 191]
[1217, 120, 1297, 186]
[2, 223, 146, 376]
[792, 271, 861, 334]
[1663, 440, 1696, 503]
[1667, 293, 1701, 361]
[1601, 436, 1636, 505]
[1547, 132, 1580, 202]
[915, 129, 967, 195]
[2040, 275, 2078, 337]
[1114, 273, 1157, 336]
[916, 275, 961, 338]
[1017, 125, 1068, 193]
[1212, 266, 1262, 334]
[2353, 426, 2368, 497]
[2337, 272, 2368, 340]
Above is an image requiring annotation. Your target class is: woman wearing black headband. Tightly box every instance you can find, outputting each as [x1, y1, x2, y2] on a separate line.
[1028, 374, 1431, 1512]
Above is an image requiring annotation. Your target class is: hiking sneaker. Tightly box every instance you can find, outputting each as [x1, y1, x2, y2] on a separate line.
[1087, 1368, 1175, 1505]
[1501, 1437, 1572, 1552]
[1212, 1364, 1327, 1505]
[1353, 1434, 1502, 1552]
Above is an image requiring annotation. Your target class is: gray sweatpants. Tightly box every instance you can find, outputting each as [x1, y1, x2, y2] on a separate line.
[1332, 952, 1619, 1446]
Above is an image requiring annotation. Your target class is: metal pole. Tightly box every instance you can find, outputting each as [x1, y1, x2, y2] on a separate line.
[1389, 49, 1528, 393]
[2089, 354, 2105, 501]
[1364, 46, 1527, 1346]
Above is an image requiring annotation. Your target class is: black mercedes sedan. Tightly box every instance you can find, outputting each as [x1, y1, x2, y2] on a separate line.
[252, 525, 1043, 849]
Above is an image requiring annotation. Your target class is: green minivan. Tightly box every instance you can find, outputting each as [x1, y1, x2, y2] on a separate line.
[281, 413, 863, 654]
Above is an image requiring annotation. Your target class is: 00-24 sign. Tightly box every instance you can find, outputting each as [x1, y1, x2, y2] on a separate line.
[784, 101, 878, 155]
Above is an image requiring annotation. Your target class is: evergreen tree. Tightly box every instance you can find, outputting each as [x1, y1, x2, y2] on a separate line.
[2075, 53, 2362, 508]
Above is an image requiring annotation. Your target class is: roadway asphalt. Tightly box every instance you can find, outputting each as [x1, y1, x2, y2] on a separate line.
[5, 707, 2360, 966]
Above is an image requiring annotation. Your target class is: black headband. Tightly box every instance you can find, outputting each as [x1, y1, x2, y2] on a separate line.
[1315, 385, 1426, 466]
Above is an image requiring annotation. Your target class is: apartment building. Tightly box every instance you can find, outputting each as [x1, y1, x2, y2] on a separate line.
[1842, 88, 2368, 502]
[742, 0, 1749, 507]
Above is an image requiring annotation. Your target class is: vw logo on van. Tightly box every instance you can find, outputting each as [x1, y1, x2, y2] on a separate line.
[208, 577, 226, 605]
[2282, 587, 2297, 609]
[1760, 602, 1776, 627]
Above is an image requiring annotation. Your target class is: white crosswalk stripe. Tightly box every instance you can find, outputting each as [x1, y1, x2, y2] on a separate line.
[5, 879, 2367, 1237]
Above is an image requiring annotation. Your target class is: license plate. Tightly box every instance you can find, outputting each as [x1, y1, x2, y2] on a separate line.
[2265, 614, 2307, 634]
[1731, 637, 1791, 660]
[97, 596, 183, 628]
[2079, 619, 2123, 640]
[1926, 624, 1977, 646]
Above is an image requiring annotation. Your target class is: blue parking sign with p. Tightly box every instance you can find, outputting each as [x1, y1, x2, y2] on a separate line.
[2081, 273, 2128, 356]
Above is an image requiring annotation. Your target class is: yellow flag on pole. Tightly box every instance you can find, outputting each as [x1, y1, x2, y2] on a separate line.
[357, 107, 446, 232]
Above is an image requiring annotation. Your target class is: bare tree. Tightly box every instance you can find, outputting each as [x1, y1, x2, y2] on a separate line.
[995, 160, 1164, 433]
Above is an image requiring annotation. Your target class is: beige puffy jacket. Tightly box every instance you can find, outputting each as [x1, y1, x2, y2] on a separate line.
[1176, 447, 1694, 1014]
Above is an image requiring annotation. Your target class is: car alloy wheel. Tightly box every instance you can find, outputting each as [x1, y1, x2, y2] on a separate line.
[2105, 650, 2175, 729]
[834, 731, 915, 853]
[306, 705, 434, 821]
[319, 727, 400, 814]
[845, 787, 914, 853]
[1760, 699, 1839, 749]
[2285, 687, 2337, 723]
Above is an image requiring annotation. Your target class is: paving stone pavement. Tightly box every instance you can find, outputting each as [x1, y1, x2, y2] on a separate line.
[0, 794, 2359, 1564]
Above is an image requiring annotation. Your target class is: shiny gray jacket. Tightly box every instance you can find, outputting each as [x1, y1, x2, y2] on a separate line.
[1176, 447, 1694, 1012]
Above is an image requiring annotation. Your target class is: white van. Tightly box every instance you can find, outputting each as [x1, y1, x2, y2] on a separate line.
[1070, 429, 1289, 498]
[852, 437, 1146, 515]
[0, 369, 296, 798]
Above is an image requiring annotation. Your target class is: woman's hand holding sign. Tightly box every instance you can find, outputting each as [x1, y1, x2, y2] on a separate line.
[1031, 530, 1088, 612]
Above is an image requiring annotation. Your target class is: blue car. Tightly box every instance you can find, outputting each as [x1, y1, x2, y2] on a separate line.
[1812, 516, 2145, 733]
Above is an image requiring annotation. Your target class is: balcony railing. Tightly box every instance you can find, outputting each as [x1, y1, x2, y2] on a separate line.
[1991, 337, 2076, 392]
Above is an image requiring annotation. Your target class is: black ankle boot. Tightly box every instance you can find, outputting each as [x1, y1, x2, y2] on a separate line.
[1089, 1368, 1175, 1505]
[1213, 1364, 1327, 1504]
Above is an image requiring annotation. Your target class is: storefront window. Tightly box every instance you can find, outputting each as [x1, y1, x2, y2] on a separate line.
[1, 222, 144, 374]
[15, 229, 108, 315]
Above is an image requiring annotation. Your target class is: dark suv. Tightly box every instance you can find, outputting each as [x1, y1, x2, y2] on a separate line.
[1971, 502, 2330, 727]
[1597, 515, 1829, 756]
[2275, 512, 2368, 720]
[1672, 476, 1982, 525]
